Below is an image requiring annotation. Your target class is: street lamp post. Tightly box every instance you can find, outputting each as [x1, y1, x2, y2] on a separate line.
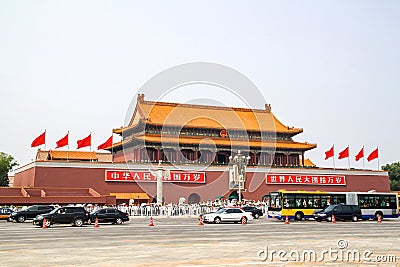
[229, 150, 250, 204]
[155, 162, 163, 206]
[149, 161, 165, 206]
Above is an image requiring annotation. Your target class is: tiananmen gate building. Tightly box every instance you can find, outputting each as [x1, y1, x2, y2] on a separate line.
[6, 94, 390, 205]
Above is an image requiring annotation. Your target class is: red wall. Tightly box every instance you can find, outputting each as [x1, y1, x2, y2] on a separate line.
[14, 163, 390, 204]
[13, 167, 35, 187]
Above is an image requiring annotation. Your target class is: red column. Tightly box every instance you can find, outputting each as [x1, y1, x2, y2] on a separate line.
[134, 148, 137, 162]
[157, 148, 160, 162]
[253, 152, 257, 165]
[286, 154, 289, 166]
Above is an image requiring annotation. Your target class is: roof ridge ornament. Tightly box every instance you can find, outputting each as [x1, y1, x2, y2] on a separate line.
[137, 93, 145, 103]
[265, 104, 271, 113]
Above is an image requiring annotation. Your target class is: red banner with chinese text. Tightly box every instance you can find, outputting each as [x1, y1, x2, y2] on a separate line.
[266, 174, 346, 185]
[105, 170, 206, 183]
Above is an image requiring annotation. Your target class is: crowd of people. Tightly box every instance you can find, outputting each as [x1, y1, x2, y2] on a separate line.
[1, 199, 268, 217]
[102, 199, 267, 217]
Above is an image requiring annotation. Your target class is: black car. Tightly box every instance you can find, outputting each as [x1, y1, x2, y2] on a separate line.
[9, 205, 55, 223]
[33, 206, 90, 227]
[90, 208, 129, 224]
[242, 206, 263, 219]
[314, 204, 362, 222]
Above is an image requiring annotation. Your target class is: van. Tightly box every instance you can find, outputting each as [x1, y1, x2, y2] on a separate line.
[314, 204, 362, 222]
[33, 206, 90, 227]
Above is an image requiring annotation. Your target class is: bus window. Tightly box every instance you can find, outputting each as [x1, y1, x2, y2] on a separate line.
[321, 195, 334, 208]
[331, 195, 346, 205]
[269, 192, 282, 211]
[307, 197, 313, 207]
[295, 196, 303, 208]
[371, 196, 380, 208]
[359, 194, 398, 210]
[312, 195, 321, 209]
[389, 196, 397, 209]
[381, 197, 388, 207]
[294, 195, 310, 208]
[283, 195, 295, 208]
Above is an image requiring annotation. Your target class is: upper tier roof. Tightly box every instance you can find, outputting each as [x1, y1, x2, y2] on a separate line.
[114, 94, 303, 135]
[35, 149, 112, 162]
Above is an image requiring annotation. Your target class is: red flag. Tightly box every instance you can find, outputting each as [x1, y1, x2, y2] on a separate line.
[338, 147, 349, 159]
[31, 131, 46, 147]
[56, 133, 69, 148]
[355, 147, 364, 161]
[77, 134, 91, 149]
[97, 136, 113, 150]
[324, 146, 334, 160]
[367, 148, 379, 162]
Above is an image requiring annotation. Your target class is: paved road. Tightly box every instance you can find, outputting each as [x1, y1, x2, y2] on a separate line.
[0, 216, 399, 266]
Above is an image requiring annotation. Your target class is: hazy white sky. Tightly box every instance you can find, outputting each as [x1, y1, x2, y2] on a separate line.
[1, 1, 399, 170]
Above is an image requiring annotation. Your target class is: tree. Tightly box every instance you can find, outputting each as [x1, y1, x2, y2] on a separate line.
[382, 162, 400, 191]
[0, 152, 18, 187]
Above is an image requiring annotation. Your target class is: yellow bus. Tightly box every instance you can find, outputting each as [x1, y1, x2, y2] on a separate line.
[268, 190, 399, 221]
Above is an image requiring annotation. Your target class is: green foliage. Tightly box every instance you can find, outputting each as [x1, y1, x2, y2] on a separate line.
[382, 162, 400, 191]
[390, 180, 400, 191]
[0, 152, 18, 187]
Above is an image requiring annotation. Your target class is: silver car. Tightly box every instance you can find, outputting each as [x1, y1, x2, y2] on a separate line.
[202, 207, 253, 224]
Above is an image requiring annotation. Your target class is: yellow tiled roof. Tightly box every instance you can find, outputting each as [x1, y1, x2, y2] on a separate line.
[114, 95, 303, 134]
[49, 150, 98, 161]
[303, 158, 316, 167]
[110, 192, 150, 200]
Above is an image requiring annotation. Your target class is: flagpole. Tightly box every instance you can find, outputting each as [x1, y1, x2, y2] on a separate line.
[44, 129, 47, 151]
[377, 146, 379, 171]
[332, 145, 335, 169]
[90, 132, 92, 162]
[67, 131, 69, 163]
[362, 146, 365, 170]
[347, 146, 350, 169]
[111, 133, 114, 163]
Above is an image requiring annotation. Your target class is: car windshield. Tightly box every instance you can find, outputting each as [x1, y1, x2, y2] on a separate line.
[323, 205, 335, 212]
[49, 208, 60, 214]
[216, 208, 226, 214]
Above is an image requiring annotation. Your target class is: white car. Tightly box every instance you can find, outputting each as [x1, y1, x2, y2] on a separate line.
[202, 207, 253, 224]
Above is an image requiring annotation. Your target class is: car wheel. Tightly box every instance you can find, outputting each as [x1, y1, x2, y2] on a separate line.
[44, 219, 51, 227]
[254, 213, 260, 219]
[214, 217, 221, 224]
[375, 212, 383, 221]
[17, 215, 26, 223]
[351, 215, 358, 222]
[116, 218, 123, 225]
[74, 218, 83, 227]
[295, 212, 304, 221]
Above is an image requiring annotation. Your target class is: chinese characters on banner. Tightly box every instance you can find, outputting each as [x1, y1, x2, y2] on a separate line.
[105, 170, 206, 183]
[266, 174, 346, 185]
